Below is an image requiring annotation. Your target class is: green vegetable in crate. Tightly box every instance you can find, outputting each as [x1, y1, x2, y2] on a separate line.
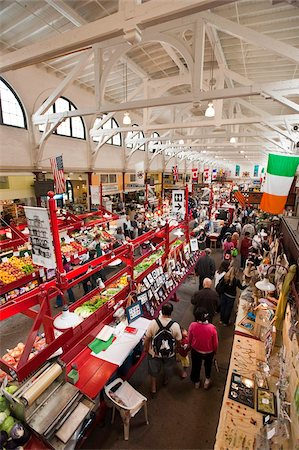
[0, 416, 16, 435]
[0, 413, 7, 426]
[5, 386, 18, 395]
[0, 397, 9, 413]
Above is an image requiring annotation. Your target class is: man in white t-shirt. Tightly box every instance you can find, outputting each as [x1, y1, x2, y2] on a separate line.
[144, 303, 182, 397]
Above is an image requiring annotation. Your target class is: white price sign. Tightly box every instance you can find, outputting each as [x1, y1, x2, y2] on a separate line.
[172, 190, 185, 216]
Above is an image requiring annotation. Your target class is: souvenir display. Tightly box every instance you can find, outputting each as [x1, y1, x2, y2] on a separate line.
[257, 389, 277, 416]
[228, 373, 255, 408]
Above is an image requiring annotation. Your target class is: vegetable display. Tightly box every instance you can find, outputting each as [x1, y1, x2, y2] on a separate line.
[134, 249, 164, 277]
[0, 390, 31, 449]
[1, 336, 47, 369]
[75, 275, 128, 319]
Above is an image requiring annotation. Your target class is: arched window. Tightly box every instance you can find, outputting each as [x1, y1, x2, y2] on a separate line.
[39, 96, 85, 139]
[126, 124, 145, 150]
[0, 78, 26, 128]
[93, 114, 121, 146]
[149, 131, 160, 153]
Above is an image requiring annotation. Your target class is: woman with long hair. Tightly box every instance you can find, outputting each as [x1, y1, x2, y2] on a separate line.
[219, 266, 247, 326]
[214, 260, 230, 288]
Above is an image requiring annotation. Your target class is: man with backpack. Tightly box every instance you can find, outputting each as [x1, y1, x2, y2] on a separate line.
[144, 303, 182, 398]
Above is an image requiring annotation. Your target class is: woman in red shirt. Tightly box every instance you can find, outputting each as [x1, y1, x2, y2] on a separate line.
[187, 307, 218, 390]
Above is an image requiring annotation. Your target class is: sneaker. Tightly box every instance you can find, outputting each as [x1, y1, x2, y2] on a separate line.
[181, 371, 188, 379]
[204, 379, 211, 390]
[194, 382, 200, 389]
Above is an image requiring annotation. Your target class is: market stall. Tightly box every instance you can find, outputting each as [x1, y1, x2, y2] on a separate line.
[0, 188, 201, 449]
[214, 233, 298, 450]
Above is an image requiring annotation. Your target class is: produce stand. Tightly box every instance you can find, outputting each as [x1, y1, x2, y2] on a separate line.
[0, 187, 202, 449]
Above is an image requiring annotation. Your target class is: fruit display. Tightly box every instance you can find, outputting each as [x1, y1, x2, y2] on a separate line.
[60, 241, 86, 257]
[70, 228, 116, 251]
[1, 335, 47, 369]
[75, 275, 128, 319]
[0, 256, 36, 286]
[0, 391, 31, 448]
[134, 249, 164, 277]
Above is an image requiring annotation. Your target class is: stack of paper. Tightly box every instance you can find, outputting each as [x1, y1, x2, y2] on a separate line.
[96, 325, 115, 341]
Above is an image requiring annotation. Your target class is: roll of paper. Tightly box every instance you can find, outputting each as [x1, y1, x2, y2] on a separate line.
[22, 363, 62, 406]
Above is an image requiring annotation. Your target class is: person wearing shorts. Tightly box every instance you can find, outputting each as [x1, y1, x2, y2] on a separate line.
[144, 303, 182, 398]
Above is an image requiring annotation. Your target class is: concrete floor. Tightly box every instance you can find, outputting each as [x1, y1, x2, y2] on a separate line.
[83, 251, 235, 450]
[0, 249, 235, 450]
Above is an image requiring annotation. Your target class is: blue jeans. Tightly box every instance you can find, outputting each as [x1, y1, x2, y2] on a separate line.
[220, 293, 235, 325]
[56, 289, 75, 306]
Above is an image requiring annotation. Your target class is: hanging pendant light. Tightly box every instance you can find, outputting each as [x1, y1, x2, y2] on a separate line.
[122, 62, 131, 125]
[205, 102, 215, 118]
[230, 136, 237, 144]
[205, 43, 216, 118]
[53, 305, 83, 330]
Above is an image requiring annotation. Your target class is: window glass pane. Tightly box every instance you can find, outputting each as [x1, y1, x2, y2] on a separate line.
[57, 117, 71, 136]
[71, 116, 85, 139]
[55, 97, 69, 112]
[0, 80, 25, 128]
[100, 174, 108, 183]
[109, 174, 116, 183]
[130, 174, 136, 182]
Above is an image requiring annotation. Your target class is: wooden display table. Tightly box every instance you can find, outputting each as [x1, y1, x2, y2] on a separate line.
[214, 334, 265, 450]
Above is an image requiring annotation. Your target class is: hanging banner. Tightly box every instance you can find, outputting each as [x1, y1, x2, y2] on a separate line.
[235, 165, 240, 177]
[172, 165, 179, 183]
[203, 168, 210, 182]
[171, 190, 185, 216]
[90, 185, 100, 205]
[253, 164, 259, 177]
[191, 168, 198, 183]
[135, 161, 145, 185]
[24, 207, 56, 269]
[212, 169, 217, 180]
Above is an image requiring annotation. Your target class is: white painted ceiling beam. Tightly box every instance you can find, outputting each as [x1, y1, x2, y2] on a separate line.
[0, 0, 226, 72]
[33, 49, 93, 117]
[160, 42, 188, 75]
[45, 0, 86, 26]
[201, 11, 299, 64]
[192, 18, 205, 104]
[262, 90, 299, 113]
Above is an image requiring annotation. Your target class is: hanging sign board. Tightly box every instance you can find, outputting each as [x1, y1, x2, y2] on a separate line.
[24, 207, 56, 269]
[171, 190, 185, 216]
[90, 185, 100, 205]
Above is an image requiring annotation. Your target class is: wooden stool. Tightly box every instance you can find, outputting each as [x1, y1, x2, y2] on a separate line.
[210, 237, 217, 249]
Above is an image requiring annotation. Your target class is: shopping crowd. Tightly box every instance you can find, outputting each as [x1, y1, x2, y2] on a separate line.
[143, 202, 275, 397]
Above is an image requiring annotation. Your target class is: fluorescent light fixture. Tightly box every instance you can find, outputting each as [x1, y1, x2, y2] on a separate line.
[205, 102, 215, 118]
[123, 112, 131, 125]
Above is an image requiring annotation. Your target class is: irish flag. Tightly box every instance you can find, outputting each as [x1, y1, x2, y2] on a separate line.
[260, 153, 299, 214]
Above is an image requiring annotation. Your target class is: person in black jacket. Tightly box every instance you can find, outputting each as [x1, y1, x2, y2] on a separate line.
[194, 248, 216, 290]
[191, 278, 219, 323]
[219, 267, 247, 326]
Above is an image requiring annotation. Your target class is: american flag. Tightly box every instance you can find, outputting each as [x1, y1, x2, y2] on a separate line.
[50, 155, 66, 194]
[172, 165, 179, 182]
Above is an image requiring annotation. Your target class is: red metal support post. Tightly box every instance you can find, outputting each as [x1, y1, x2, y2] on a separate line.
[100, 182, 103, 208]
[185, 184, 190, 242]
[47, 191, 68, 297]
[145, 183, 149, 211]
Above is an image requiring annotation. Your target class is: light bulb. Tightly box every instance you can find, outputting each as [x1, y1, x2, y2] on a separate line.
[230, 137, 237, 144]
[205, 102, 215, 118]
[239, 150, 245, 154]
[179, 139, 184, 145]
[123, 112, 131, 125]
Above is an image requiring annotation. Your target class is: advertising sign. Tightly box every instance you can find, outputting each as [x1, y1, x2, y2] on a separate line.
[24, 207, 56, 269]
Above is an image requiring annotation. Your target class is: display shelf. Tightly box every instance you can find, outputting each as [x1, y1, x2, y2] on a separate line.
[0, 270, 39, 296]
[0, 223, 28, 251]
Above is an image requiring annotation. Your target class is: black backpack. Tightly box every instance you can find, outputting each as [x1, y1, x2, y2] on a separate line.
[152, 319, 176, 358]
[216, 276, 226, 295]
